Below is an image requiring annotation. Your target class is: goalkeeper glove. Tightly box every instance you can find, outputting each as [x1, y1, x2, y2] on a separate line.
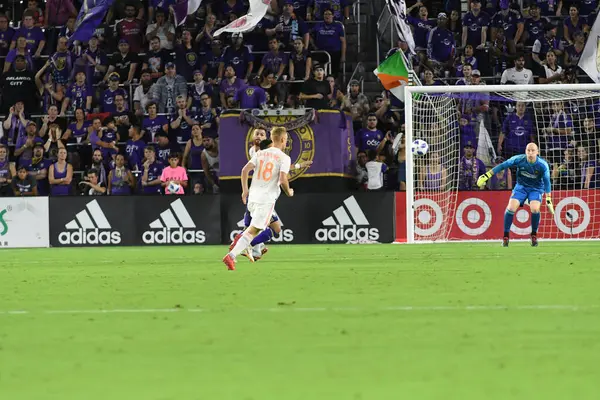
[476, 170, 494, 189]
[546, 195, 555, 215]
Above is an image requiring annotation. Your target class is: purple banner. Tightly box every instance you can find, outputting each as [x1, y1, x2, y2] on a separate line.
[219, 110, 356, 181]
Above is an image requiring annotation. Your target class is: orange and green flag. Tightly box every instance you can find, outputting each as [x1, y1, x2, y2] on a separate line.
[373, 51, 409, 102]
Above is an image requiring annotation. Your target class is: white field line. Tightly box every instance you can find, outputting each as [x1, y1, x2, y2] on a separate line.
[0, 305, 599, 315]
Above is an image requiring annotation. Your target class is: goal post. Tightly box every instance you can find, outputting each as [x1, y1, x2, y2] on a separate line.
[404, 83, 600, 243]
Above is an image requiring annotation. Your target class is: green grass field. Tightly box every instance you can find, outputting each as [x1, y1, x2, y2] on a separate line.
[1, 243, 600, 399]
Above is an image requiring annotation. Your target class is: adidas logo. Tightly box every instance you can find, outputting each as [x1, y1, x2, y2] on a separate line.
[58, 199, 121, 245]
[229, 214, 294, 242]
[315, 196, 379, 242]
[142, 199, 205, 244]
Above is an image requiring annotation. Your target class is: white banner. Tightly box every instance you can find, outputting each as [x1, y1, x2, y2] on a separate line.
[579, 15, 600, 83]
[0, 197, 49, 248]
[385, 0, 416, 54]
[214, 0, 271, 37]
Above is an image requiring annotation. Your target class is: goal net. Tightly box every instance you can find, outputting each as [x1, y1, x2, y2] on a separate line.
[404, 84, 600, 242]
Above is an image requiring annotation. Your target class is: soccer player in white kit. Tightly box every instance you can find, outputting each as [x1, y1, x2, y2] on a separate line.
[223, 127, 294, 270]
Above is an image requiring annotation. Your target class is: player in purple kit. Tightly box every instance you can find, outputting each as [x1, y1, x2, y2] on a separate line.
[102, 73, 128, 114]
[220, 66, 247, 109]
[142, 102, 169, 143]
[219, 33, 254, 83]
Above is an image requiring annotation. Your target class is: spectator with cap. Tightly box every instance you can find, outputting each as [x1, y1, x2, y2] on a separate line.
[461, 0, 490, 50]
[101, 73, 129, 114]
[104, 39, 139, 85]
[299, 63, 330, 109]
[153, 62, 188, 114]
[532, 23, 562, 71]
[219, 33, 254, 84]
[458, 141, 486, 191]
[154, 130, 180, 164]
[12, 165, 37, 196]
[176, 29, 201, 82]
[143, 35, 173, 80]
[426, 13, 455, 72]
[25, 141, 51, 195]
[310, 8, 346, 75]
[500, 54, 533, 85]
[270, 0, 310, 50]
[133, 69, 156, 117]
[342, 80, 370, 133]
[145, 8, 175, 51]
[490, 0, 524, 55]
[0, 55, 37, 114]
[115, 2, 145, 54]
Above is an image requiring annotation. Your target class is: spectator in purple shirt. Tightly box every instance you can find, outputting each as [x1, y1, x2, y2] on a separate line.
[533, 0, 563, 17]
[491, 0, 524, 55]
[309, 0, 350, 21]
[563, 5, 587, 46]
[220, 66, 247, 109]
[62, 71, 92, 114]
[269, 1, 310, 50]
[499, 101, 535, 158]
[407, 4, 436, 53]
[310, 9, 346, 75]
[458, 141, 487, 190]
[235, 84, 267, 109]
[355, 114, 389, 154]
[10, 11, 45, 58]
[427, 13, 455, 69]
[0, 15, 15, 64]
[4, 36, 33, 73]
[461, 0, 490, 49]
[258, 37, 290, 79]
[523, 4, 547, 46]
[219, 33, 254, 83]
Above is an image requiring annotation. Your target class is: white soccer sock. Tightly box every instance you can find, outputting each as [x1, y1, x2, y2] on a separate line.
[229, 231, 253, 258]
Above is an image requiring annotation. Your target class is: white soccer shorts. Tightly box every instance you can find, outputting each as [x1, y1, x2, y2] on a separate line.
[247, 202, 275, 231]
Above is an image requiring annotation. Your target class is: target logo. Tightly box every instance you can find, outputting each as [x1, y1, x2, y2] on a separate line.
[554, 197, 591, 235]
[414, 198, 443, 237]
[455, 198, 492, 236]
[511, 209, 532, 235]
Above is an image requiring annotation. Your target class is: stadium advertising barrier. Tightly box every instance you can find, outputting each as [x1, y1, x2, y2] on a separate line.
[395, 191, 600, 241]
[221, 192, 395, 244]
[49, 196, 221, 247]
[218, 110, 356, 184]
[0, 197, 49, 248]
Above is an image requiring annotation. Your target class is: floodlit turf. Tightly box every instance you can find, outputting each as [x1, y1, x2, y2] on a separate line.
[1, 243, 600, 399]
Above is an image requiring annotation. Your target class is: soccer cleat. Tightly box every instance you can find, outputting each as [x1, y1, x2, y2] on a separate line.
[229, 233, 243, 251]
[222, 254, 236, 271]
[502, 236, 509, 247]
[531, 234, 538, 247]
[253, 246, 269, 261]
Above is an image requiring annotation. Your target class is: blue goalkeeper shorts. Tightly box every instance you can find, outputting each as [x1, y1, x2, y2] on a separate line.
[243, 206, 279, 228]
[510, 184, 544, 206]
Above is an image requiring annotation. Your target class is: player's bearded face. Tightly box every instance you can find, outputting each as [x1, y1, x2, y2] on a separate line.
[253, 131, 266, 145]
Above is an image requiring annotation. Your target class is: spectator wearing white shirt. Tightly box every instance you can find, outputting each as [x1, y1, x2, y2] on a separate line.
[500, 55, 534, 85]
[133, 69, 155, 118]
[145, 9, 175, 50]
[365, 150, 387, 191]
[539, 50, 563, 84]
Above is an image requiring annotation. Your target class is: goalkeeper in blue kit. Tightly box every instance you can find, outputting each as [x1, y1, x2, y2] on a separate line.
[477, 143, 554, 247]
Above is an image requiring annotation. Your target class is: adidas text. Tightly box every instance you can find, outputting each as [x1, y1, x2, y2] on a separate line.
[229, 228, 294, 243]
[143, 228, 206, 244]
[315, 226, 379, 242]
[58, 229, 121, 245]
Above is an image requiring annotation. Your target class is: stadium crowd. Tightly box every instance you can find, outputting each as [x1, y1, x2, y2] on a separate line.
[0, 0, 597, 197]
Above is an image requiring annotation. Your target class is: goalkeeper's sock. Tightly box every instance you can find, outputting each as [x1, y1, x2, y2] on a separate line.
[531, 211, 541, 235]
[229, 230, 254, 259]
[251, 227, 273, 246]
[503, 209, 515, 236]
